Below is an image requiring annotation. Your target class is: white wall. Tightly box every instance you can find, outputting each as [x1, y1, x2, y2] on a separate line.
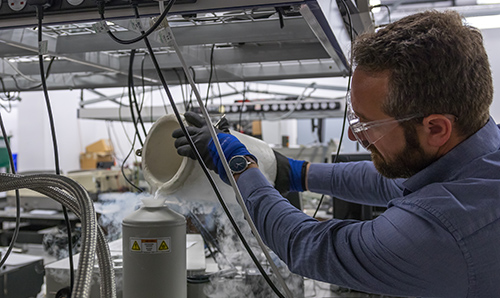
[10, 89, 154, 173]
[261, 119, 298, 147]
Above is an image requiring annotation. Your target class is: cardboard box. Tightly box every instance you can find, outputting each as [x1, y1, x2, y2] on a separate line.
[252, 120, 262, 136]
[80, 152, 114, 170]
[85, 139, 113, 154]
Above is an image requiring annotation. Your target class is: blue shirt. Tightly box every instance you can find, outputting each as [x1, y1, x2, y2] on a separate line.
[237, 118, 500, 298]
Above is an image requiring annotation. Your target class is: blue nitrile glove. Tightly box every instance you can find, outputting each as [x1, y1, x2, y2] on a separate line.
[273, 150, 309, 196]
[172, 111, 256, 183]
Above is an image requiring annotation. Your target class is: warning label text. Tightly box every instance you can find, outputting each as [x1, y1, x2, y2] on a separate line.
[129, 237, 171, 253]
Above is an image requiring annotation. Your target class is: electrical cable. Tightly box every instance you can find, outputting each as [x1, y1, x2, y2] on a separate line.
[150, 86, 154, 122]
[0, 79, 15, 112]
[237, 82, 247, 130]
[213, 66, 223, 109]
[129, 55, 147, 138]
[0, 112, 21, 268]
[276, 7, 285, 29]
[3, 58, 40, 82]
[186, 67, 197, 111]
[0, 77, 20, 104]
[205, 44, 216, 107]
[9, 56, 56, 91]
[312, 194, 325, 219]
[121, 132, 143, 192]
[131, 44, 149, 138]
[156, 82, 170, 113]
[126, 49, 149, 191]
[117, 84, 143, 192]
[101, 4, 289, 297]
[34, 6, 75, 293]
[370, 4, 391, 24]
[128, 49, 144, 146]
[97, 0, 175, 45]
[106, 121, 125, 161]
[140, 54, 150, 118]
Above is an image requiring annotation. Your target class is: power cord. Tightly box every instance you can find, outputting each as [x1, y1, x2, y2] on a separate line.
[127, 49, 145, 146]
[117, 84, 143, 192]
[32, 3, 75, 293]
[204, 44, 216, 107]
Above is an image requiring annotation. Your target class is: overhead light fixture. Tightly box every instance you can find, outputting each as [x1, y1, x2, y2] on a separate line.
[466, 14, 500, 29]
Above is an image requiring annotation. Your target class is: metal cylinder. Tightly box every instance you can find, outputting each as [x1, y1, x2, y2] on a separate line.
[122, 198, 187, 298]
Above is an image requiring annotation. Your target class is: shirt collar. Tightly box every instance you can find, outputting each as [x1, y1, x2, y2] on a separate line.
[402, 117, 500, 195]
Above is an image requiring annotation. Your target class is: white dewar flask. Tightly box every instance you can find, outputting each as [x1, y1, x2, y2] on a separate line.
[122, 198, 186, 298]
[141, 114, 277, 204]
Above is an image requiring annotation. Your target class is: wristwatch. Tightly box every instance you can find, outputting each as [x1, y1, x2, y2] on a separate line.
[228, 155, 256, 175]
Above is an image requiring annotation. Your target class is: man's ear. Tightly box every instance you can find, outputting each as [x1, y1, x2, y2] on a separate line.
[422, 115, 454, 148]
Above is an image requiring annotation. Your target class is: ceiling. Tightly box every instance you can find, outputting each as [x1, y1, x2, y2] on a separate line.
[0, 0, 373, 92]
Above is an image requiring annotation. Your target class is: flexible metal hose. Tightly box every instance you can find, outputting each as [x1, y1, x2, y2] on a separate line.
[34, 185, 116, 298]
[0, 173, 114, 298]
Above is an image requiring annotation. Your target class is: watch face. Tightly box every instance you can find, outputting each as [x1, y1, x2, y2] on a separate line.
[229, 156, 248, 174]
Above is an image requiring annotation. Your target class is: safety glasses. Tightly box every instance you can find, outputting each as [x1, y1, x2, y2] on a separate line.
[346, 92, 421, 149]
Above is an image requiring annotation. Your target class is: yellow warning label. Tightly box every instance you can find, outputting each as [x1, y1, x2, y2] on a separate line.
[130, 237, 171, 253]
[159, 241, 169, 251]
[132, 241, 141, 251]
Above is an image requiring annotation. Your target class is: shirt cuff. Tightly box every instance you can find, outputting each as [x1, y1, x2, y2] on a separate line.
[307, 163, 334, 193]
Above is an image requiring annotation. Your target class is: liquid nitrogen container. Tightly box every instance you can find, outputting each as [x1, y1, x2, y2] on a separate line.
[122, 198, 187, 298]
[141, 113, 277, 205]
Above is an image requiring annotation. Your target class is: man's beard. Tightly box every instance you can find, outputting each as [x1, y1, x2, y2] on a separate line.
[370, 125, 438, 179]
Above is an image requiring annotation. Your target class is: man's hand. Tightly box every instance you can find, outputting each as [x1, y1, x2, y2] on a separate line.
[172, 111, 256, 183]
[274, 150, 309, 196]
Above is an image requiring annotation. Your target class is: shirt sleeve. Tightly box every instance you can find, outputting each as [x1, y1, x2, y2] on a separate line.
[238, 168, 468, 297]
[307, 161, 405, 207]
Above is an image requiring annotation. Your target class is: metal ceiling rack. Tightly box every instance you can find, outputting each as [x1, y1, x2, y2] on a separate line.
[0, 0, 373, 92]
